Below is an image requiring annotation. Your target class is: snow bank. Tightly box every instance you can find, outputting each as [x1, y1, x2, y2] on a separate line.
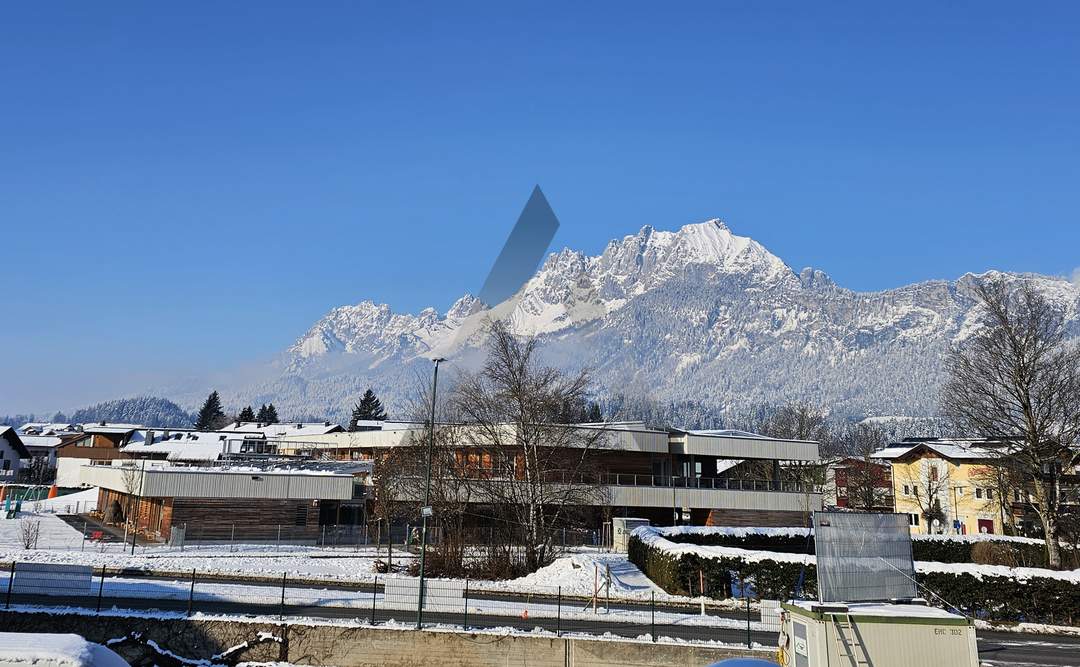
[635, 526, 1080, 583]
[635, 527, 812, 566]
[500, 552, 665, 599]
[658, 524, 1048, 547]
[659, 525, 812, 540]
[0, 633, 127, 667]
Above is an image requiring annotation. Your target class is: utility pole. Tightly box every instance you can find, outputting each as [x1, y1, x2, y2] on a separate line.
[416, 357, 444, 629]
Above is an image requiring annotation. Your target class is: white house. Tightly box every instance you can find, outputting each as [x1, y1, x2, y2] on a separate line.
[0, 426, 31, 481]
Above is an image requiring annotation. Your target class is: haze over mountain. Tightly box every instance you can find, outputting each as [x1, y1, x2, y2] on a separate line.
[179, 220, 1080, 424]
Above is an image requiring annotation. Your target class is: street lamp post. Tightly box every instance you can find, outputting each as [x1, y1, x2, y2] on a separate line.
[416, 357, 444, 629]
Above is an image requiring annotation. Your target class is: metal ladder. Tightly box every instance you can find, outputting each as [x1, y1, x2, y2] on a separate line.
[833, 614, 870, 666]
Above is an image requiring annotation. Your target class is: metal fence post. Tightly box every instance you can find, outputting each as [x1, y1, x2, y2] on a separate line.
[187, 569, 196, 616]
[463, 579, 469, 630]
[556, 586, 562, 637]
[5, 562, 14, 609]
[370, 575, 378, 626]
[651, 591, 656, 642]
[280, 573, 287, 620]
[230, 524, 235, 552]
[745, 590, 751, 648]
[81, 521, 87, 552]
[95, 566, 106, 613]
[277, 524, 282, 552]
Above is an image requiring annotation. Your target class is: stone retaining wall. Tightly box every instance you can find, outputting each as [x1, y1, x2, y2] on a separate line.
[0, 609, 768, 666]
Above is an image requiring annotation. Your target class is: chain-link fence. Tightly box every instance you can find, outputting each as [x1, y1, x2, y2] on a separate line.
[0, 561, 777, 647]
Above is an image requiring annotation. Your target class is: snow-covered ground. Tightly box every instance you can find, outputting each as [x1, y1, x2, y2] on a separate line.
[0, 492, 694, 606]
[1, 573, 764, 631]
[0, 632, 127, 667]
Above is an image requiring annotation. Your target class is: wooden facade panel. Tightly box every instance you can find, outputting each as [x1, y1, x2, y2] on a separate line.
[171, 497, 321, 541]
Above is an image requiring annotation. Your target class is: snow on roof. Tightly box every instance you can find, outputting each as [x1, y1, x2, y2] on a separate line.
[18, 422, 82, 435]
[0, 633, 127, 667]
[19, 434, 66, 449]
[0, 426, 31, 458]
[134, 463, 366, 477]
[122, 430, 240, 462]
[685, 429, 769, 438]
[873, 439, 998, 461]
[220, 421, 344, 437]
[81, 423, 144, 435]
[787, 600, 962, 620]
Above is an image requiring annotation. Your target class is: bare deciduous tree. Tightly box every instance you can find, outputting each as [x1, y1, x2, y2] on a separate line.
[836, 422, 893, 512]
[453, 321, 608, 573]
[19, 518, 41, 549]
[900, 458, 951, 532]
[943, 278, 1080, 567]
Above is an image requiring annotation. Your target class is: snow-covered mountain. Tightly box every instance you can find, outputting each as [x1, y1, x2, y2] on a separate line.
[224, 220, 1080, 423]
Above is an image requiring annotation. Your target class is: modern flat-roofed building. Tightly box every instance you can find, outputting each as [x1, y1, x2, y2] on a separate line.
[79, 462, 369, 543]
[277, 421, 821, 527]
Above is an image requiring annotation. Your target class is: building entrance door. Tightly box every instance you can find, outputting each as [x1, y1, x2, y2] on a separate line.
[977, 519, 995, 534]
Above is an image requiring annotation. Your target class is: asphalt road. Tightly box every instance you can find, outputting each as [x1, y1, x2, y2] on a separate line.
[7, 577, 1080, 666]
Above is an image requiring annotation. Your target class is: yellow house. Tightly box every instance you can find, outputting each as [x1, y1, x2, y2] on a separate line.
[874, 439, 1017, 536]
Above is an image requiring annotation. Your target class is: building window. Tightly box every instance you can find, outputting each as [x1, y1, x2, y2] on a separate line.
[929, 466, 939, 482]
[975, 488, 983, 499]
[1014, 490, 1022, 502]
[956, 487, 964, 496]
[986, 489, 994, 500]
[903, 484, 910, 496]
[909, 514, 920, 526]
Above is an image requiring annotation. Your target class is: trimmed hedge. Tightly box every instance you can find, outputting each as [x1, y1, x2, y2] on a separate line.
[629, 531, 1080, 626]
[668, 530, 1074, 569]
[627, 533, 815, 601]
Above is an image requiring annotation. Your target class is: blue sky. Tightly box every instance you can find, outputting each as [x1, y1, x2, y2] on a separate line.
[3, 3, 1079, 413]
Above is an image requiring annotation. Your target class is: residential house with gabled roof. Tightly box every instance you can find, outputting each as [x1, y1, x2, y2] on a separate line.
[54, 422, 144, 487]
[874, 437, 1016, 535]
[0, 426, 31, 481]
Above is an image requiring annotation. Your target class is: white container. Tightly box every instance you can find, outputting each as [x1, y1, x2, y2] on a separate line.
[612, 517, 651, 553]
[778, 601, 979, 667]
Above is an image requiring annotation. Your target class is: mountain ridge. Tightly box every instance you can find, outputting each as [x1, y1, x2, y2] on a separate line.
[201, 219, 1080, 424]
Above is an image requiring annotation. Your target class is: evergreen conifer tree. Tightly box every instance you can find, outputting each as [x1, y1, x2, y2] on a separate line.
[195, 391, 226, 430]
[256, 404, 268, 422]
[264, 403, 279, 424]
[349, 389, 386, 431]
[238, 406, 256, 422]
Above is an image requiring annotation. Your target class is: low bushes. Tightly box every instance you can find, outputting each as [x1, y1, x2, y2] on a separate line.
[629, 527, 1080, 626]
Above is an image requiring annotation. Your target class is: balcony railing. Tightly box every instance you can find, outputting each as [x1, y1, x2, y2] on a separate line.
[540, 472, 817, 494]
[408, 470, 820, 494]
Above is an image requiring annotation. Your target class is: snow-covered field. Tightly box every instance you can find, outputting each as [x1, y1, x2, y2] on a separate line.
[0, 490, 688, 605]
